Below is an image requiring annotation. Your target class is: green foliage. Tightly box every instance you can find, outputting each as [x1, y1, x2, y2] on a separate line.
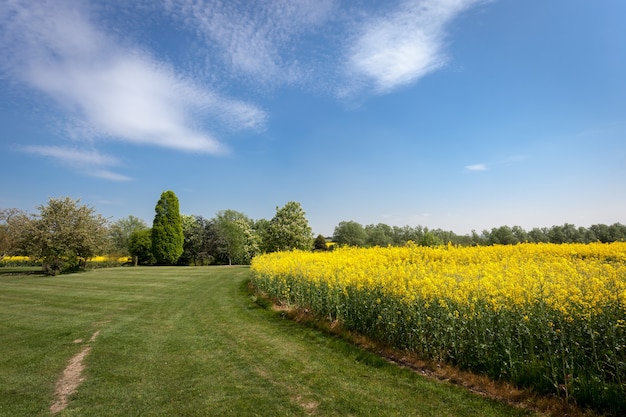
[314, 234, 328, 251]
[417, 231, 443, 247]
[487, 225, 520, 245]
[333, 220, 367, 247]
[20, 197, 108, 275]
[528, 228, 550, 243]
[328, 220, 626, 248]
[129, 229, 155, 265]
[179, 215, 212, 265]
[365, 223, 394, 246]
[265, 201, 313, 252]
[108, 215, 148, 256]
[253, 218, 272, 253]
[211, 210, 260, 265]
[151, 190, 184, 265]
[234, 217, 261, 262]
[0, 208, 24, 259]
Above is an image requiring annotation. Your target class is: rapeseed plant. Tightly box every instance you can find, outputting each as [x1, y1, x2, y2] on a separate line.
[251, 242, 626, 414]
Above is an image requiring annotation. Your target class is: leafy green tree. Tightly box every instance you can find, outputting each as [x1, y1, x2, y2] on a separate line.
[579, 226, 596, 243]
[0, 208, 28, 260]
[469, 230, 486, 246]
[236, 217, 261, 262]
[365, 223, 394, 247]
[266, 202, 313, 252]
[608, 223, 626, 242]
[488, 226, 518, 245]
[391, 225, 424, 245]
[213, 210, 259, 265]
[179, 215, 212, 265]
[178, 214, 197, 265]
[550, 223, 580, 243]
[253, 218, 272, 253]
[590, 224, 610, 243]
[430, 228, 456, 245]
[129, 229, 155, 265]
[547, 225, 567, 244]
[417, 231, 444, 247]
[21, 197, 109, 275]
[151, 190, 184, 265]
[511, 226, 528, 243]
[314, 234, 328, 251]
[108, 215, 148, 256]
[333, 220, 367, 247]
[214, 210, 244, 265]
[528, 227, 549, 243]
[204, 219, 227, 262]
[562, 223, 582, 243]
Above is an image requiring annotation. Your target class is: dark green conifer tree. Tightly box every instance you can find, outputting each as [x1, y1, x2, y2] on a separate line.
[151, 190, 183, 264]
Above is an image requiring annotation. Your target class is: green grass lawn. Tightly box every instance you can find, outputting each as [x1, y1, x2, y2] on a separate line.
[0, 266, 536, 416]
[0, 266, 43, 276]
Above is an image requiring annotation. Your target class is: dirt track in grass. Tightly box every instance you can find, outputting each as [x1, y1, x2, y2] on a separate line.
[50, 331, 100, 414]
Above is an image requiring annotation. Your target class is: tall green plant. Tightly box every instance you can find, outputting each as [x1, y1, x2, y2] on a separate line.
[266, 201, 312, 252]
[129, 228, 155, 265]
[23, 197, 108, 275]
[151, 191, 183, 265]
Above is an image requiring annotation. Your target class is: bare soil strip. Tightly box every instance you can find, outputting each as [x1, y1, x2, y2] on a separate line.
[50, 330, 100, 414]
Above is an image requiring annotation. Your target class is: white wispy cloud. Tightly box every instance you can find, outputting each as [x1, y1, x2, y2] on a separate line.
[89, 170, 133, 182]
[465, 163, 488, 171]
[162, 0, 486, 95]
[465, 155, 525, 172]
[1, 0, 490, 181]
[164, 0, 335, 85]
[23, 145, 132, 181]
[0, 0, 266, 158]
[345, 0, 485, 93]
[22, 146, 118, 166]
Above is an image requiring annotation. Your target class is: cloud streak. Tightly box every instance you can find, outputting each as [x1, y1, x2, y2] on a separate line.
[0, 0, 488, 179]
[23, 145, 132, 182]
[164, 0, 486, 95]
[0, 0, 266, 161]
[465, 163, 488, 171]
[345, 0, 485, 94]
[163, 0, 336, 87]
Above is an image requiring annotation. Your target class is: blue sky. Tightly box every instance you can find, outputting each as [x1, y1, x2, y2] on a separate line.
[1, 0, 625, 236]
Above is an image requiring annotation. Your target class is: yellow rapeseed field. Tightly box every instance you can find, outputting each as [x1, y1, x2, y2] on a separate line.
[1, 255, 130, 265]
[251, 242, 626, 412]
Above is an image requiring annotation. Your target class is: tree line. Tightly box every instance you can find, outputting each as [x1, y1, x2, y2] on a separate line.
[0, 191, 313, 274]
[1, 190, 624, 275]
[332, 221, 626, 247]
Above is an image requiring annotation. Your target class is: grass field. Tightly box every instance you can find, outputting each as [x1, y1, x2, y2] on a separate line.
[0, 266, 535, 416]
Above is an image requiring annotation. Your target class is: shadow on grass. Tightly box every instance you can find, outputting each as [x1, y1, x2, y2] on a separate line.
[0, 267, 45, 277]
